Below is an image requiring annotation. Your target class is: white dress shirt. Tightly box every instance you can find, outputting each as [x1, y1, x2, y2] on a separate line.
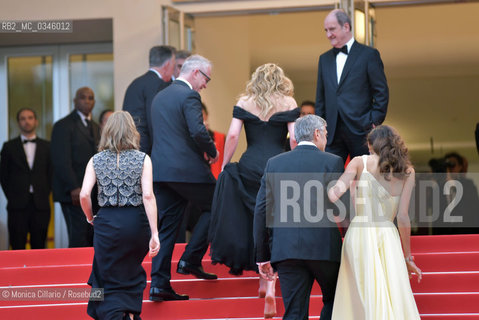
[76, 110, 91, 127]
[297, 141, 318, 148]
[336, 37, 355, 84]
[21, 134, 37, 192]
[176, 77, 193, 90]
[149, 68, 163, 80]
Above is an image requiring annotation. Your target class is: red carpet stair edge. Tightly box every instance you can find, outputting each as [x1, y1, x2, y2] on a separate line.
[0, 234, 478, 319]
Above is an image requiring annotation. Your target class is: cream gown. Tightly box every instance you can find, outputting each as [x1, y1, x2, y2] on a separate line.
[331, 155, 420, 320]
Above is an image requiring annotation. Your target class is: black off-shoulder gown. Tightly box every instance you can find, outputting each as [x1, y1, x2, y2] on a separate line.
[209, 106, 299, 275]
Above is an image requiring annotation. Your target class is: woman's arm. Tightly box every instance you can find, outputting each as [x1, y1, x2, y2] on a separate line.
[287, 97, 298, 150]
[142, 155, 160, 257]
[327, 156, 362, 203]
[397, 168, 422, 282]
[80, 158, 96, 223]
[221, 117, 243, 170]
[287, 122, 297, 150]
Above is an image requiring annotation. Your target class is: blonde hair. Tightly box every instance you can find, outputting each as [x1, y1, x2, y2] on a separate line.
[98, 111, 140, 152]
[242, 63, 294, 118]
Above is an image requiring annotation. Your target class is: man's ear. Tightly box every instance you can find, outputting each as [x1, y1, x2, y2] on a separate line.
[344, 22, 351, 32]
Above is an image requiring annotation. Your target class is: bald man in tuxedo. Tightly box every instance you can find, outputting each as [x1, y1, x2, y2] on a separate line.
[315, 9, 388, 163]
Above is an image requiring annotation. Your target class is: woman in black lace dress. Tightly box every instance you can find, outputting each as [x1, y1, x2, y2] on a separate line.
[209, 63, 299, 318]
[80, 111, 159, 320]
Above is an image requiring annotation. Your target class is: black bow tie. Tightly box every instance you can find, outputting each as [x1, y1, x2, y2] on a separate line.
[333, 45, 348, 55]
[23, 139, 37, 144]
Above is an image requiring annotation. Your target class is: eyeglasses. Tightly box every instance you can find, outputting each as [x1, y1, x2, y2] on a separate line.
[198, 69, 211, 83]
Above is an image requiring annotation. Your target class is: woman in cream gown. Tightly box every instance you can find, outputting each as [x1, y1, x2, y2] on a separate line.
[328, 125, 422, 320]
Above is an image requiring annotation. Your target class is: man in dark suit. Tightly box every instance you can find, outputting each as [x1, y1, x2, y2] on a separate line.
[149, 55, 219, 302]
[254, 115, 344, 320]
[51, 87, 100, 247]
[123, 45, 176, 154]
[315, 9, 389, 163]
[475, 123, 479, 155]
[0, 108, 52, 250]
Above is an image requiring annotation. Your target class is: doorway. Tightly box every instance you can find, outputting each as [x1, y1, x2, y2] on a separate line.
[0, 43, 113, 249]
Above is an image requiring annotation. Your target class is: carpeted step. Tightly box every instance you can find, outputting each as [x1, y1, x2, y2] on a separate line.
[0, 262, 257, 286]
[2, 270, 479, 308]
[1, 234, 478, 319]
[411, 234, 479, 253]
[2, 293, 479, 319]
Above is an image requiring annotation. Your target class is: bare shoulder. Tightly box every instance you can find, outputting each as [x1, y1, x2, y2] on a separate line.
[283, 96, 298, 110]
[236, 96, 253, 110]
[405, 166, 415, 182]
[345, 156, 363, 173]
[350, 155, 365, 166]
[407, 166, 415, 175]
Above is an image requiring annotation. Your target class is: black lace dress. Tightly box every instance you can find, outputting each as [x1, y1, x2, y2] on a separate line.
[87, 150, 150, 320]
[209, 106, 299, 274]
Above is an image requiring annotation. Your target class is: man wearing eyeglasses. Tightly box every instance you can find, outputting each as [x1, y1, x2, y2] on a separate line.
[149, 54, 218, 302]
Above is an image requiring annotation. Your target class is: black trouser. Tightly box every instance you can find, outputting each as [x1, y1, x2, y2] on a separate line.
[8, 194, 50, 250]
[326, 118, 369, 164]
[275, 259, 340, 320]
[150, 181, 216, 289]
[60, 203, 94, 247]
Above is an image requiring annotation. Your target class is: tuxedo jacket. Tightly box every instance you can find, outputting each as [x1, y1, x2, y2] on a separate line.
[315, 41, 389, 145]
[150, 80, 216, 184]
[50, 111, 100, 203]
[475, 123, 479, 155]
[123, 70, 170, 153]
[254, 144, 344, 264]
[0, 136, 52, 211]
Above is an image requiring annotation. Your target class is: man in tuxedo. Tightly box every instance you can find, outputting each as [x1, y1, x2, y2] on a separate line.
[0, 108, 52, 250]
[285, 101, 316, 152]
[51, 87, 100, 247]
[300, 100, 316, 117]
[315, 9, 389, 163]
[149, 55, 219, 302]
[475, 123, 479, 155]
[254, 115, 344, 320]
[123, 45, 176, 153]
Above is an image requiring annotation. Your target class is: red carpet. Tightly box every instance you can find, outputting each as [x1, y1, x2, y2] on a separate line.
[0, 234, 478, 319]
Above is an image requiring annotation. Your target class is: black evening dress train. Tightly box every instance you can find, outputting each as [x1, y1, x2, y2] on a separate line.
[209, 106, 299, 274]
[87, 150, 150, 320]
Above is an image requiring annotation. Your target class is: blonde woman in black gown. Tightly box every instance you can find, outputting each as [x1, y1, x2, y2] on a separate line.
[209, 63, 299, 318]
[80, 111, 160, 320]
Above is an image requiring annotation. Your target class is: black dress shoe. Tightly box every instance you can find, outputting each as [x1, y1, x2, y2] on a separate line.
[149, 287, 189, 302]
[176, 260, 218, 280]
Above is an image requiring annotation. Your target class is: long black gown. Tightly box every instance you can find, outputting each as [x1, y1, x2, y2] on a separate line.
[87, 150, 150, 320]
[209, 106, 299, 274]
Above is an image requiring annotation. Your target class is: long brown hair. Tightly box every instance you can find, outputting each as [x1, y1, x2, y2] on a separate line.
[367, 125, 411, 180]
[98, 111, 140, 152]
